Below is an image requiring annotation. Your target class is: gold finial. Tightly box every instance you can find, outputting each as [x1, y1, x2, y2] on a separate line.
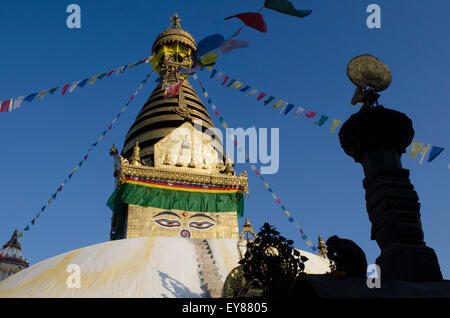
[2, 229, 21, 250]
[318, 235, 328, 258]
[130, 142, 141, 166]
[169, 13, 182, 30]
[109, 144, 118, 157]
[237, 218, 257, 259]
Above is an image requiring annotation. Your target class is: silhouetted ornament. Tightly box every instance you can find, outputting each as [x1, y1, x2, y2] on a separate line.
[224, 222, 308, 297]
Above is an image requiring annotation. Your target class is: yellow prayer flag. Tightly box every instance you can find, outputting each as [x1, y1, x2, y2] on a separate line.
[18, 230, 24, 238]
[285, 211, 290, 217]
[234, 82, 243, 89]
[201, 51, 220, 65]
[207, 66, 212, 71]
[264, 182, 269, 188]
[98, 136, 103, 142]
[419, 144, 431, 164]
[222, 123, 228, 128]
[204, 92, 208, 98]
[47, 199, 52, 205]
[38, 90, 48, 99]
[89, 76, 99, 84]
[330, 119, 342, 134]
[272, 100, 284, 108]
[408, 141, 424, 158]
[306, 240, 313, 246]
[73, 167, 78, 172]
[139, 84, 143, 90]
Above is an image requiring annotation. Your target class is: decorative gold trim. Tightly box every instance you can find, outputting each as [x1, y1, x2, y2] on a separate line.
[118, 157, 249, 194]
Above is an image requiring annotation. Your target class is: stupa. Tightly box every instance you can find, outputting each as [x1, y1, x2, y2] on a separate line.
[0, 14, 329, 298]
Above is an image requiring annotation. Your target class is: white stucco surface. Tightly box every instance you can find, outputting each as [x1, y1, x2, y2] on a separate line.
[0, 236, 330, 297]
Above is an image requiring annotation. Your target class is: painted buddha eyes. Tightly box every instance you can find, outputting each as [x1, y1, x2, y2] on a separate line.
[188, 221, 215, 230]
[152, 212, 216, 230]
[153, 218, 181, 228]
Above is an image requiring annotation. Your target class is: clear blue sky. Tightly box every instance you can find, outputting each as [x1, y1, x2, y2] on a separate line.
[1, 0, 449, 279]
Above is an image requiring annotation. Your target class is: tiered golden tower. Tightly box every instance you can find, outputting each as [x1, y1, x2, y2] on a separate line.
[107, 14, 248, 241]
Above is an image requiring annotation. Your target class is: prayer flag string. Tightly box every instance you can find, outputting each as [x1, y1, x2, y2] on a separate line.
[200, 67, 445, 164]
[192, 73, 318, 253]
[0, 56, 151, 112]
[17, 72, 154, 236]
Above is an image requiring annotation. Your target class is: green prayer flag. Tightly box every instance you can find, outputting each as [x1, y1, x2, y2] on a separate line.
[48, 87, 59, 95]
[264, 96, 275, 105]
[264, 0, 312, 18]
[227, 79, 237, 88]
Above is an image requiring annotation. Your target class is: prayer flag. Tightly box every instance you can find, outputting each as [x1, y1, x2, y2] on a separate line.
[272, 100, 284, 108]
[61, 84, 70, 95]
[239, 85, 250, 92]
[163, 81, 183, 98]
[178, 68, 197, 75]
[210, 69, 217, 78]
[222, 76, 230, 86]
[78, 78, 89, 87]
[38, 90, 48, 99]
[24, 93, 38, 102]
[247, 89, 258, 96]
[224, 12, 267, 33]
[215, 72, 223, 81]
[197, 34, 225, 58]
[427, 146, 445, 162]
[284, 103, 295, 115]
[264, 0, 312, 18]
[257, 92, 267, 100]
[408, 141, 424, 158]
[219, 38, 250, 54]
[24, 226, 30, 231]
[69, 81, 81, 93]
[419, 144, 431, 164]
[227, 79, 237, 88]
[305, 110, 317, 118]
[13, 96, 24, 110]
[89, 76, 99, 84]
[201, 51, 220, 66]
[98, 73, 107, 79]
[1, 100, 12, 112]
[106, 70, 115, 77]
[48, 87, 59, 95]
[264, 96, 275, 105]
[234, 82, 244, 89]
[314, 115, 329, 126]
[330, 119, 342, 133]
[288, 217, 294, 223]
[31, 219, 35, 225]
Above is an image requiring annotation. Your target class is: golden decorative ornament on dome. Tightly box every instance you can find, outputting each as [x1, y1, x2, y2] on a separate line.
[152, 13, 197, 53]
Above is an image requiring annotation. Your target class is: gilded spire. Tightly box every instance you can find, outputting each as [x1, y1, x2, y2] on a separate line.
[2, 229, 21, 250]
[169, 13, 182, 30]
[318, 235, 328, 258]
[237, 218, 257, 259]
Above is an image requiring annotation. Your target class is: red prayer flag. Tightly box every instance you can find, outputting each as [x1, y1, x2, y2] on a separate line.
[276, 199, 281, 204]
[61, 84, 70, 96]
[222, 76, 230, 86]
[225, 12, 267, 33]
[107, 70, 115, 77]
[31, 219, 35, 225]
[257, 92, 267, 101]
[305, 111, 317, 118]
[1, 99, 12, 112]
